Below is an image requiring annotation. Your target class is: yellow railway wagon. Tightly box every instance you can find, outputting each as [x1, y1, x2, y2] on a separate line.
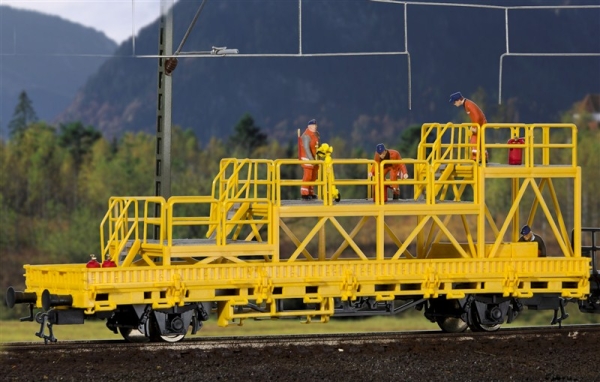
[6, 123, 600, 343]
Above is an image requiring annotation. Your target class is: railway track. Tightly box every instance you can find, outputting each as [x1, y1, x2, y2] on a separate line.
[3, 324, 598, 352]
[3, 325, 599, 381]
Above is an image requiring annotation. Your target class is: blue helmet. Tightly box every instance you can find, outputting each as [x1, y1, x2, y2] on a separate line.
[376, 143, 386, 154]
[520, 225, 531, 235]
[449, 92, 463, 103]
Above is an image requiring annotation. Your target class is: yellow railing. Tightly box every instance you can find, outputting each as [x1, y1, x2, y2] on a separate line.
[372, 158, 432, 203]
[207, 159, 274, 237]
[274, 158, 324, 205]
[480, 123, 577, 168]
[274, 158, 394, 206]
[418, 122, 475, 163]
[273, 156, 475, 205]
[220, 197, 273, 245]
[211, 159, 274, 201]
[100, 197, 133, 262]
[100, 196, 166, 265]
[418, 122, 578, 170]
[208, 158, 241, 229]
[416, 123, 479, 189]
[211, 158, 241, 200]
[431, 159, 478, 203]
[168, 196, 218, 245]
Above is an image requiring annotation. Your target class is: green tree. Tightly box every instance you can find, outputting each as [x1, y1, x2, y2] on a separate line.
[2, 123, 61, 216]
[58, 122, 102, 172]
[228, 114, 267, 158]
[80, 132, 154, 203]
[0, 188, 18, 251]
[8, 91, 38, 139]
[397, 124, 423, 160]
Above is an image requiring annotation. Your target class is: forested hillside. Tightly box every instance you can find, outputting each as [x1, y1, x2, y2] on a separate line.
[55, 0, 600, 150]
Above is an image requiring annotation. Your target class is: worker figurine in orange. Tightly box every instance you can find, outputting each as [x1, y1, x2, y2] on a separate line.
[449, 92, 488, 162]
[369, 143, 408, 202]
[298, 119, 320, 200]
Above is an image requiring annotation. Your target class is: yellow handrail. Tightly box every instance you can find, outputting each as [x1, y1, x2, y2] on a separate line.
[100, 197, 166, 265]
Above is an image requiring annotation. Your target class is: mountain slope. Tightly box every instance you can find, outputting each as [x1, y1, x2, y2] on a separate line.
[55, 0, 600, 149]
[0, 6, 117, 136]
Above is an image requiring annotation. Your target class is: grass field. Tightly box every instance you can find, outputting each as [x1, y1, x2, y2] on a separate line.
[1, 308, 598, 343]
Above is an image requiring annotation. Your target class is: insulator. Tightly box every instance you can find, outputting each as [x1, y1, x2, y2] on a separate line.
[164, 58, 178, 76]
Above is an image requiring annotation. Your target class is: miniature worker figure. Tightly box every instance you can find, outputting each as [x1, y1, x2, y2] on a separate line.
[369, 143, 408, 202]
[299, 119, 320, 200]
[449, 91, 489, 162]
[519, 225, 547, 257]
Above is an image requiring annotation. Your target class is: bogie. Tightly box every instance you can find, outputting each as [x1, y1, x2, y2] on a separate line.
[106, 303, 209, 343]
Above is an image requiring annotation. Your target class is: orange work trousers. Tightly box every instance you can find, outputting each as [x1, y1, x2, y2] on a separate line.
[301, 164, 319, 196]
[373, 168, 399, 203]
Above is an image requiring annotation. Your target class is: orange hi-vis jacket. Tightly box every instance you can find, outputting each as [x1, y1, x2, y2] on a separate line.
[370, 149, 407, 179]
[299, 128, 320, 167]
[463, 99, 487, 127]
[464, 99, 488, 161]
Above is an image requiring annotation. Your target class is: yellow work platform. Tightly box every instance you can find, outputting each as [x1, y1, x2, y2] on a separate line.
[17, 123, 590, 331]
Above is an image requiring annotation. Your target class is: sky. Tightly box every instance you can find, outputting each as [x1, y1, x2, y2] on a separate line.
[2, 0, 166, 44]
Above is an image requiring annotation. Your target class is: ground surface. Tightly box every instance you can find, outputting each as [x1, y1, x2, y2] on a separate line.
[1, 327, 598, 381]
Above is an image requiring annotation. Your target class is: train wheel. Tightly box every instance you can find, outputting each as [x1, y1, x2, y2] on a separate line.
[156, 333, 186, 343]
[469, 320, 501, 332]
[148, 314, 186, 343]
[436, 316, 468, 333]
[430, 298, 468, 333]
[119, 327, 150, 343]
[468, 303, 501, 332]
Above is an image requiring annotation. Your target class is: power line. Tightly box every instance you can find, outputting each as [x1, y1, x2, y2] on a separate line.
[4, 0, 598, 108]
[372, 1, 600, 104]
